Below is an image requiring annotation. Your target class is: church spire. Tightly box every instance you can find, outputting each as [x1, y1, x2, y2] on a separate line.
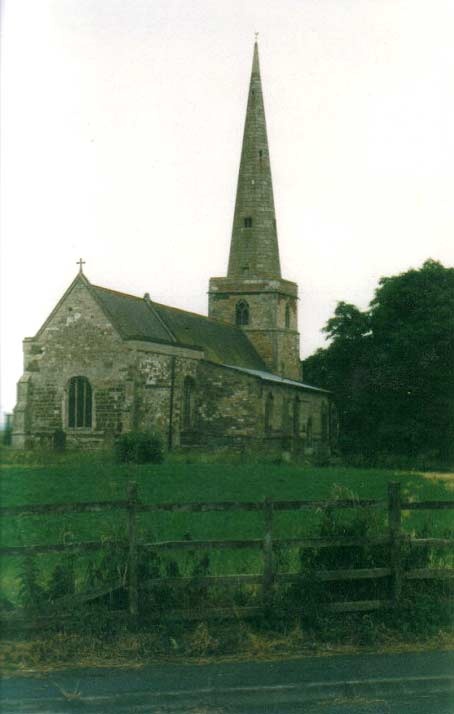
[227, 41, 281, 279]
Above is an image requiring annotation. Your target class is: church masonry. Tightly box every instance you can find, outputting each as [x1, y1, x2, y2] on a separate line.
[12, 42, 332, 454]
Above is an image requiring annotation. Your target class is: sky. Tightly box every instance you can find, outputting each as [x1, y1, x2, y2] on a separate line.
[1, 0, 454, 417]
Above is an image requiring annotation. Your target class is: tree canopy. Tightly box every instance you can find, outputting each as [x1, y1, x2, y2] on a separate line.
[303, 260, 454, 462]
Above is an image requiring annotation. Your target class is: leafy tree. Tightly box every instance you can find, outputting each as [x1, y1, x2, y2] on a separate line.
[304, 260, 454, 462]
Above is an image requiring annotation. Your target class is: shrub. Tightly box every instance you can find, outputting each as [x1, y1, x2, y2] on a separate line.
[114, 431, 164, 464]
[1, 421, 12, 446]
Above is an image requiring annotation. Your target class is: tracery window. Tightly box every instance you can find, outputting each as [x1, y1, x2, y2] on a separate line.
[68, 376, 92, 428]
[183, 376, 196, 429]
[235, 300, 250, 326]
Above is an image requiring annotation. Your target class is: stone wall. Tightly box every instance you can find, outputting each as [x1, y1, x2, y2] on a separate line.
[208, 276, 301, 380]
[12, 278, 330, 454]
[12, 280, 202, 449]
[185, 361, 331, 453]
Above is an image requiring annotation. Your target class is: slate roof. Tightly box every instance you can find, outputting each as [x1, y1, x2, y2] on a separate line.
[92, 285, 173, 343]
[153, 303, 266, 369]
[90, 283, 266, 370]
[222, 365, 330, 393]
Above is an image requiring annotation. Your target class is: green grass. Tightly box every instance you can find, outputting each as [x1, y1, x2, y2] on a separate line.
[1, 449, 453, 605]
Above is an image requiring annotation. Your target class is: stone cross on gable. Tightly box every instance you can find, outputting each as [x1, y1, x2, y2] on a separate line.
[77, 258, 86, 273]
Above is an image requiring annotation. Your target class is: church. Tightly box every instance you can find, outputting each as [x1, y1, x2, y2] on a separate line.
[12, 42, 332, 454]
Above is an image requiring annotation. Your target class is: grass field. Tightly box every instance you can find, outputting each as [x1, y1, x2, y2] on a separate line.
[1, 449, 453, 606]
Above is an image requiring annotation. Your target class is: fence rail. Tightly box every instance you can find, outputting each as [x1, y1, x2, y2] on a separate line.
[1, 481, 453, 625]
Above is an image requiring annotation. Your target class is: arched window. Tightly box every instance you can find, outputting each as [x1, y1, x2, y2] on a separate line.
[183, 376, 195, 429]
[306, 417, 313, 446]
[235, 300, 249, 326]
[68, 376, 92, 428]
[293, 397, 301, 435]
[321, 403, 329, 442]
[285, 303, 291, 328]
[265, 393, 274, 434]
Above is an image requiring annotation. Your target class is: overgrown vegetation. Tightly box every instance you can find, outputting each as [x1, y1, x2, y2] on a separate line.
[304, 260, 454, 466]
[114, 431, 164, 464]
[1, 452, 452, 668]
[2, 486, 451, 670]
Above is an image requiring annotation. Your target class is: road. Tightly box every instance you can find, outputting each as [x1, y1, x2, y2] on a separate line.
[1, 649, 453, 713]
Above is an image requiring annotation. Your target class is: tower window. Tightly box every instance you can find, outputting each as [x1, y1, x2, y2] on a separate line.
[243, 217, 253, 228]
[259, 150, 263, 158]
[68, 376, 92, 428]
[285, 303, 291, 328]
[235, 300, 249, 326]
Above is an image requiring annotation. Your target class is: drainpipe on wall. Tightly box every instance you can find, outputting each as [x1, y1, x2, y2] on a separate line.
[168, 356, 176, 451]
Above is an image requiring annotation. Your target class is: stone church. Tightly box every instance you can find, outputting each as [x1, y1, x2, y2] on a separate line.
[12, 42, 332, 453]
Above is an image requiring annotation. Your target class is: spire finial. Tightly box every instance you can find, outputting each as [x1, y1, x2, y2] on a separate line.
[76, 258, 86, 274]
[255, 31, 259, 42]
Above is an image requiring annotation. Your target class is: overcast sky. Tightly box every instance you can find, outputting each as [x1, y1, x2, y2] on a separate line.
[2, 0, 454, 417]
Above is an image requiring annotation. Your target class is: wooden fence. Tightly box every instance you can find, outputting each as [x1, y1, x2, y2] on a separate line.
[1, 482, 453, 625]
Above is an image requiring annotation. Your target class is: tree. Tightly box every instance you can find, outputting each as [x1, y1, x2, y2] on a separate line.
[304, 260, 454, 462]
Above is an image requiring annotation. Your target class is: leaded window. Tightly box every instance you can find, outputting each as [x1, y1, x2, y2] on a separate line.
[235, 300, 250, 326]
[68, 376, 92, 428]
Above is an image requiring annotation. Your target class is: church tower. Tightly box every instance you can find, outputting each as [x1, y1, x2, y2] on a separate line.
[209, 41, 301, 380]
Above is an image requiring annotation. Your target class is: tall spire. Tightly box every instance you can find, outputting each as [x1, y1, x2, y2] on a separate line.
[227, 41, 281, 279]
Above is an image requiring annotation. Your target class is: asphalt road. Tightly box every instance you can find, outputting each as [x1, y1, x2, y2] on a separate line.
[1, 649, 453, 713]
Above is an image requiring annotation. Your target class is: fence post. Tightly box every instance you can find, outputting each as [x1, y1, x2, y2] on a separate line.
[388, 481, 402, 607]
[263, 497, 274, 608]
[127, 481, 139, 618]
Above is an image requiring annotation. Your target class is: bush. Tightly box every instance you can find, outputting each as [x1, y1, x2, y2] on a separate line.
[2, 424, 12, 446]
[114, 431, 164, 464]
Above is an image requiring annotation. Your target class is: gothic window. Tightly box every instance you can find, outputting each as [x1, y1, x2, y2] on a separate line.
[285, 303, 291, 328]
[306, 416, 313, 446]
[293, 397, 301, 435]
[235, 300, 249, 326]
[265, 393, 274, 434]
[243, 217, 253, 228]
[321, 403, 329, 442]
[183, 376, 196, 430]
[282, 399, 289, 432]
[68, 376, 92, 428]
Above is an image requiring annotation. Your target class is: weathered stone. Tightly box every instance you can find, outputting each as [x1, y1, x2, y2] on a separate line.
[12, 41, 333, 456]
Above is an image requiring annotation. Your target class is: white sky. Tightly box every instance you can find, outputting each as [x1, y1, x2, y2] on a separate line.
[1, 0, 454, 417]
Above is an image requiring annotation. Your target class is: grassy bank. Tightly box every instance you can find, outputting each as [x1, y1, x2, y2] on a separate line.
[1, 449, 453, 606]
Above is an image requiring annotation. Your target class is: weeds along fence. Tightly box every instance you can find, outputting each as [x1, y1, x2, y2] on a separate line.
[1, 481, 453, 627]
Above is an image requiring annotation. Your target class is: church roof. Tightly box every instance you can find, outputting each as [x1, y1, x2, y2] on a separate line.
[92, 285, 173, 343]
[222, 365, 330, 393]
[152, 302, 266, 369]
[90, 283, 267, 370]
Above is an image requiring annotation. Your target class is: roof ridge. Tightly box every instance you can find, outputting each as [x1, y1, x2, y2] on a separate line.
[91, 284, 144, 301]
